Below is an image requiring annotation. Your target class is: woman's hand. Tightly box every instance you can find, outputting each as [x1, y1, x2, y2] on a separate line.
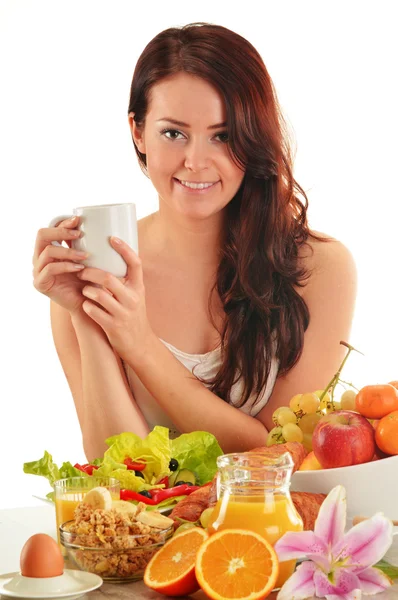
[76, 237, 155, 363]
[32, 216, 88, 314]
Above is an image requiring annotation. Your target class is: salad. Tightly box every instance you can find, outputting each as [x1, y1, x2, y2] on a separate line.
[23, 426, 223, 511]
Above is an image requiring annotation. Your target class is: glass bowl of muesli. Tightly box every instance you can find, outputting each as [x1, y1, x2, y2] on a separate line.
[60, 499, 174, 583]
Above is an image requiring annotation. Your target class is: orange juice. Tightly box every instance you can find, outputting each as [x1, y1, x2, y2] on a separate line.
[208, 493, 303, 589]
[55, 496, 81, 537]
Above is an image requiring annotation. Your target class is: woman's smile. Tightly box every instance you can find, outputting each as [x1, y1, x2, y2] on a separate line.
[173, 177, 221, 194]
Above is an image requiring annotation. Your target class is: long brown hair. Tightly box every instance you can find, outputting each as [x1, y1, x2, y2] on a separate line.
[128, 23, 329, 409]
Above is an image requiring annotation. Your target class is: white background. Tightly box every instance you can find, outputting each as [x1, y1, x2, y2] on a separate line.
[1, 0, 397, 510]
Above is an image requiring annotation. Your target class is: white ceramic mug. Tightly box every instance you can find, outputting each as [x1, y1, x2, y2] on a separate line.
[49, 203, 138, 277]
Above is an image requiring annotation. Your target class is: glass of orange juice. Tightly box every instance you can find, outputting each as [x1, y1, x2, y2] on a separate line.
[54, 476, 120, 548]
[207, 452, 303, 590]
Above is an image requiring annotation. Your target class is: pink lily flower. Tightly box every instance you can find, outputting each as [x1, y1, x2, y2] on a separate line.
[275, 485, 393, 600]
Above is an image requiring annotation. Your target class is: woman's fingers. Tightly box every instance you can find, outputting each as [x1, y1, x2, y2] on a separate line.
[33, 216, 81, 263]
[35, 244, 88, 273]
[34, 261, 86, 293]
[77, 268, 127, 301]
[110, 237, 144, 289]
[81, 284, 121, 314]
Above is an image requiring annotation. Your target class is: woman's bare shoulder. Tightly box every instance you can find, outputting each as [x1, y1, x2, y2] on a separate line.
[301, 230, 356, 270]
[299, 230, 357, 299]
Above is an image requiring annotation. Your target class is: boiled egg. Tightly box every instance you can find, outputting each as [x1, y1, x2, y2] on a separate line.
[20, 533, 64, 578]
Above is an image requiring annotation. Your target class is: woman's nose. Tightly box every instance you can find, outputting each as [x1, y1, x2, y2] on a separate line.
[184, 139, 212, 172]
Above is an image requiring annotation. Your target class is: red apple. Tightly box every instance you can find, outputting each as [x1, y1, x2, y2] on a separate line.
[312, 410, 375, 469]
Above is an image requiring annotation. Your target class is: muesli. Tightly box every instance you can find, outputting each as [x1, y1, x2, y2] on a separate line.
[62, 500, 173, 580]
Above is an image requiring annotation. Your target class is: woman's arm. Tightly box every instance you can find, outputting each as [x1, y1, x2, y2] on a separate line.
[127, 335, 270, 453]
[75, 236, 356, 455]
[129, 237, 357, 451]
[256, 238, 358, 430]
[50, 302, 150, 460]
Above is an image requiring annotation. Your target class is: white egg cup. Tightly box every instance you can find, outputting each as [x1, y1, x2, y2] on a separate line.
[0, 569, 102, 599]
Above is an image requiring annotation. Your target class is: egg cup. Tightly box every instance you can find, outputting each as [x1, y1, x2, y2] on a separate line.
[0, 569, 103, 599]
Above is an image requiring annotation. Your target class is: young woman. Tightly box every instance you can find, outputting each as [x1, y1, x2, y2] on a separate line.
[32, 23, 357, 460]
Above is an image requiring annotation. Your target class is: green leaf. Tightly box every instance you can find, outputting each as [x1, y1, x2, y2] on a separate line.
[104, 427, 171, 484]
[95, 456, 127, 477]
[59, 462, 88, 479]
[375, 560, 398, 580]
[23, 451, 60, 486]
[170, 431, 223, 484]
[109, 469, 164, 493]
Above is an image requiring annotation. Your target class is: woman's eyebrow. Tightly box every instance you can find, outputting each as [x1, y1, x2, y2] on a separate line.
[156, 118, 227, 129]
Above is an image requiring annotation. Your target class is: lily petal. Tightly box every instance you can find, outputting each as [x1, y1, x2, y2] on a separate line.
[314, 566, 360, 597]
[357, 566, 392, 594]
[325, 591, 362, 600]
[314, 485, 346, 548]
[333, 514, 393, 573]
[274, 530, 328, 561]
[276, 560, 316, 600]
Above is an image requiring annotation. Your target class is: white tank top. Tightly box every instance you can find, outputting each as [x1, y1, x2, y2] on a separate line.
[124, 338, 279, 438]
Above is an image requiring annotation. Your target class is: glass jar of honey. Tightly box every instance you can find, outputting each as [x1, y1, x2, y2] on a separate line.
[207, 451, 303, 589]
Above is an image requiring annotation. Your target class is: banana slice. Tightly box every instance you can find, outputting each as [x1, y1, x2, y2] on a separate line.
[136, 510, 174, 529]
[112, 500, 138, 516]
[83, 486, 113, 510]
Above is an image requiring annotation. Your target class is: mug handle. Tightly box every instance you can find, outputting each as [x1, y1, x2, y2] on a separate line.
[48, 215, 74, 247]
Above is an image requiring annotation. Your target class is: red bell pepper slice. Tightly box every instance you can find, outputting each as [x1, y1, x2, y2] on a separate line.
[120, 489, 157, 505]
[74, 463, 99, 476]
[157, 476, 169, 487]
[123, 457, 146, 471]
[150, 484, 200, 504]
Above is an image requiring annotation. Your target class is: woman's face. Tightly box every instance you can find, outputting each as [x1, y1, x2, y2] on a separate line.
[129, 73, 245, 222]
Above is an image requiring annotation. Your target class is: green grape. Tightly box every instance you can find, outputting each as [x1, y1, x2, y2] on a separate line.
[272, 406, 286, 426]
[173, 522, 197, 537]
[340, 389, 357, 411]
[302, 432, 313, 452]
[289, 394, 302, 413]
[298, 393, 320, 415]
[266, 426, 285, 447]
[277, 408, 297, 426]
[281, 423, 304, 443]
[200, 507, 214, 529]
[298, 413, 322, 434]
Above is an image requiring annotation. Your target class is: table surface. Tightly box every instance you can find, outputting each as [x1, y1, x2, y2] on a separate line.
[1, 504, 398, 600]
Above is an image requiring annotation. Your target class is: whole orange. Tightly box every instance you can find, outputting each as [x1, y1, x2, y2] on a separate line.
[375, 411, 398, 455]
[355, 384, 398, 419]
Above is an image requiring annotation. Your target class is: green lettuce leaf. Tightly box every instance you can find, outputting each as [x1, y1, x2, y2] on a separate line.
[104, 427, 171, 485]
[23, 451, 60, 485]
[59, 462, 88, 479]
[170, 431, 223, 484]
[109, 469, 164, 492]
[95, 457, 127, 477]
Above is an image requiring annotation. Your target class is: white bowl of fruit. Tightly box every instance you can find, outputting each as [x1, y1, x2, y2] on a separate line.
[267, 343, 398, 522]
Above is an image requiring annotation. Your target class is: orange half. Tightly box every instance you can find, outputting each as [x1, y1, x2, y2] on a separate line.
[195, 528, 279, 600]
[144, 526, 208, 596]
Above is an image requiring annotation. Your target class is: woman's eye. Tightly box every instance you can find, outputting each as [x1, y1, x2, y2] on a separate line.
[162, 129, 184, 140]
[215, 132, 229, 143]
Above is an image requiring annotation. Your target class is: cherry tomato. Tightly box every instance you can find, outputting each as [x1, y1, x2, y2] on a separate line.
[375, 411, 398, 455]
[355, 384, 398, 419]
